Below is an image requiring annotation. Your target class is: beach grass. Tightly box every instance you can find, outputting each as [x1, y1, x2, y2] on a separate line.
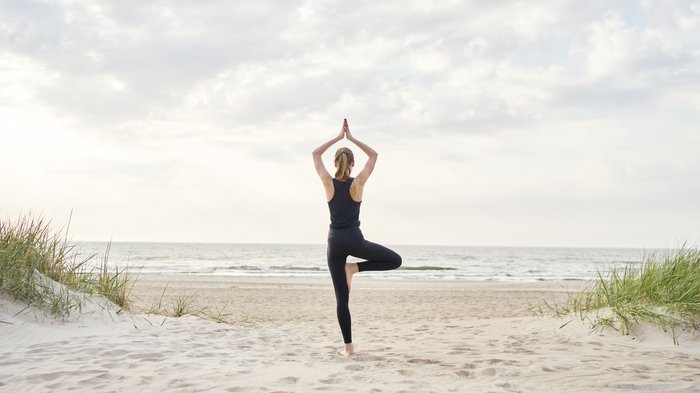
[545, 247, 700, 342]
[141, 284, 234, 323]
[1, 214, 241, 326]
[93, 242, 135, 309]
[0, 215, 133, 318]
[170, 294, 198, 317]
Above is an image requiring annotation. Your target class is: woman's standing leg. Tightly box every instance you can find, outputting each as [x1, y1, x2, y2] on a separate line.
[327, 238, 353, 345]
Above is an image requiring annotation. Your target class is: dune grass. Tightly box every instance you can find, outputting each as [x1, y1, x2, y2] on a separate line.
[170, 294, 198, 317]
[0, 215, 133, 318]
[142, 284, 234, 323]
[542, 247, 700, 343]
[0, 214, 237, 326]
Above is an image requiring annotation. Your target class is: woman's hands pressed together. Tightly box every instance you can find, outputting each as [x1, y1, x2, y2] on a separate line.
[336, 119, 346, 141]
[343, 118, 355, 141]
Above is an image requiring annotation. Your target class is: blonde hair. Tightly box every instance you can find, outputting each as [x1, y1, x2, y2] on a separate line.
[334, 147, 354, 180]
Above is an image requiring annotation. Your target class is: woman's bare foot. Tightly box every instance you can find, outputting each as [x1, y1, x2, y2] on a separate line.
[345, 343, 355, 356]
[345, 262, 359, 293]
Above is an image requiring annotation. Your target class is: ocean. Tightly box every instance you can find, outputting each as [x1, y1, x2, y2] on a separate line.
[72, 242, 665, 282]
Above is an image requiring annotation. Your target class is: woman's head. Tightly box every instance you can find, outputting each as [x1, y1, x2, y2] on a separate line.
[334, 147, 354, 180]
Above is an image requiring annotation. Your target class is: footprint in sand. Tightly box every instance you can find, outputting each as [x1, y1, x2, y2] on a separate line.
[449, 345, 474, 354]
[318, 376, 341, 384]
[627, 363, 653, 371]
[607, 383, 679, 391]
[167, 378, 195, 389]
[190, 352, 218, 359]
[355, 355, 386, 362]
[79, 371, 110, 386]
[38, 371, 71, 381]
[128, 352, 165, 361]
[345, 364, 364, 371]
[100, 349, 129, 357]
[407, 358, 441, 365]
[238, 359, 259, 366]
[278, 376, 298, 384]
[224, 387, 258, 392]
[101, 363, 125, 370]
[480, 367, 503, 377]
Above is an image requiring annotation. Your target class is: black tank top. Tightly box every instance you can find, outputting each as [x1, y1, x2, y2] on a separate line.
[328, 177, 361, 229]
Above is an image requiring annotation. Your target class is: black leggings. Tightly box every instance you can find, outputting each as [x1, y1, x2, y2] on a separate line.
[326, 226, 402, 344]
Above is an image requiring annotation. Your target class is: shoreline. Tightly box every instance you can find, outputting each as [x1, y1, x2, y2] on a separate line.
[131, 273, 587, 291]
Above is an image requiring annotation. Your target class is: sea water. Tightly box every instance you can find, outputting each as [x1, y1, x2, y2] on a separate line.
[73, 242, 664, 282]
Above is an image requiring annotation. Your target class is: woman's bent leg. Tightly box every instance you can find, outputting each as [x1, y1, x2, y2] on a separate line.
[351, 239, 402, 272]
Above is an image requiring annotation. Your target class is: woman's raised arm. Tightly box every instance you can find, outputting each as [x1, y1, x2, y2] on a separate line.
[312, 122, 345, 201]
[312, 125, 345, 178]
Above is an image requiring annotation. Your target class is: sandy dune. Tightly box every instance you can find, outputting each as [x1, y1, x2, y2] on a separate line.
[1, 275, 699, 392]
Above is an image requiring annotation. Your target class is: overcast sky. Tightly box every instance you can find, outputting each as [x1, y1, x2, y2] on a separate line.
[1, 0, 699, 248]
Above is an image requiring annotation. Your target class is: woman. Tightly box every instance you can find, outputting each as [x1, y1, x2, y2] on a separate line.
[312, 118, 402, 356]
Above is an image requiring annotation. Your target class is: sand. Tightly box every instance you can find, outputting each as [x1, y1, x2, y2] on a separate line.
[1, 274, 699, 392]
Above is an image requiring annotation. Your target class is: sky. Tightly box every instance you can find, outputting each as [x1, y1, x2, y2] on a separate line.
[1, 0, 699, 248]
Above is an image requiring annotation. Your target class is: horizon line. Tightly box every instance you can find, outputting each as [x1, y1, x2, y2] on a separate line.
[69, 239, 693, 250]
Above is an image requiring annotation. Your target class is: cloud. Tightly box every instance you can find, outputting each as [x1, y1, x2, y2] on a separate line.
[1, 0, 698, 246]
[3, 0, 697, 137]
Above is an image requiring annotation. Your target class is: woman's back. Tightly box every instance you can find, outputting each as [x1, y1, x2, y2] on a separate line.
[328, 178, 362, 229]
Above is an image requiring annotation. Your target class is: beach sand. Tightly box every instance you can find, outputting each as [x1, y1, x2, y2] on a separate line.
[1, 275, 699, 392]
